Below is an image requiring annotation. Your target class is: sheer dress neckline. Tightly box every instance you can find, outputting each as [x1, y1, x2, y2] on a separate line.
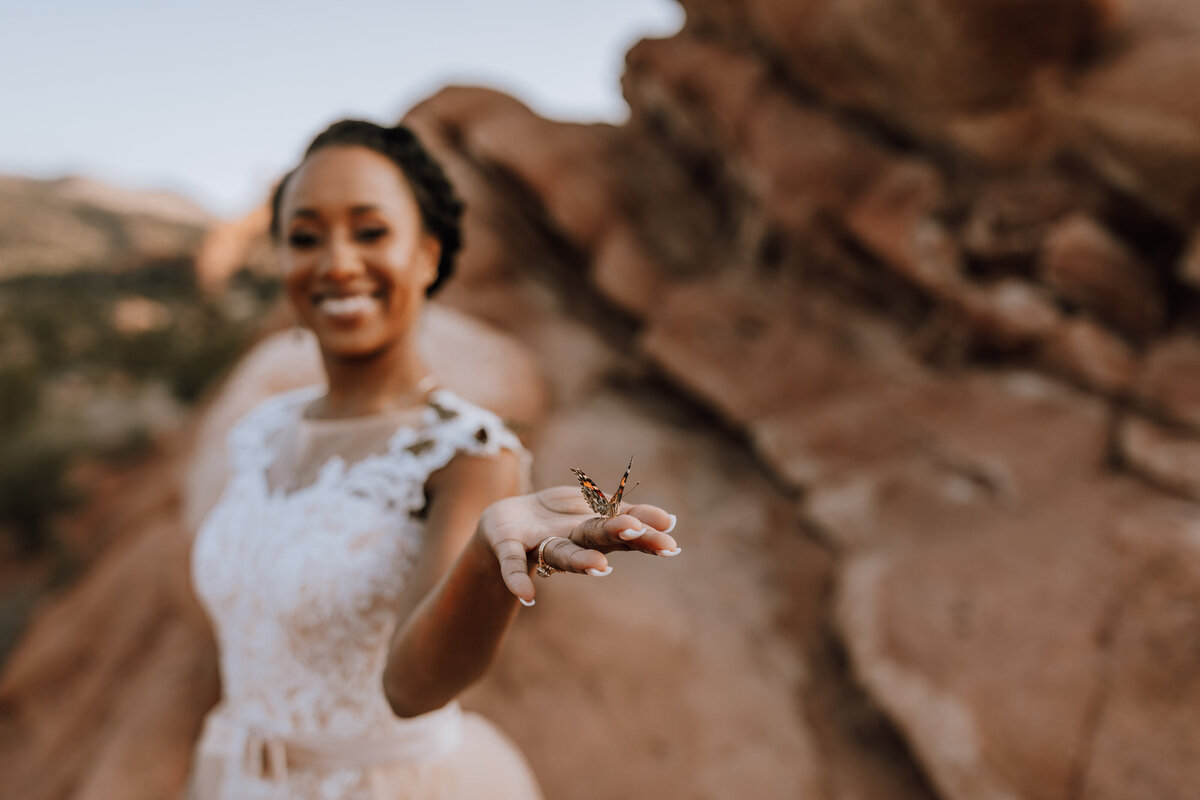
[259, 387, 451, 500]
[297, 395, 432, 427]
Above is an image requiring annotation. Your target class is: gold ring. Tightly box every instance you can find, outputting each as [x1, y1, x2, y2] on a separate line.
[535, 536, 568, 577]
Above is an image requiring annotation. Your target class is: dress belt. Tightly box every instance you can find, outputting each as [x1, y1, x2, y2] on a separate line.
[234, 702, 464, 781]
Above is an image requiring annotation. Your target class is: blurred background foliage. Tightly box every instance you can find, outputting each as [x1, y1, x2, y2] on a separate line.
[0, 259, 279, 553]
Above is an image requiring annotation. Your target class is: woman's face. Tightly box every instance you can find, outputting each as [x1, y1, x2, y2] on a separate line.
[278, 145, 439, 358]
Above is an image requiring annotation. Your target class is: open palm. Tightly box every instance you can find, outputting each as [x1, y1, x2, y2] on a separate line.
[478, 486, 679, 603]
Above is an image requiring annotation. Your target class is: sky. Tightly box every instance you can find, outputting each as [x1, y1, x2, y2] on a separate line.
[0, 0, 683, 217]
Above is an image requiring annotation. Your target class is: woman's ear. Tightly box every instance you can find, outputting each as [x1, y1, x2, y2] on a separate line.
[419, 235, 441, 290]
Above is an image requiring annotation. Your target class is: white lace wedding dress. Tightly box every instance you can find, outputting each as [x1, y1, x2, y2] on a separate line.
[187, 386, 542, 800]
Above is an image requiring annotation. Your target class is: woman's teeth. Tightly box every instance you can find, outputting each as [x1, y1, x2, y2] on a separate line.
[317, 295, 379, 316]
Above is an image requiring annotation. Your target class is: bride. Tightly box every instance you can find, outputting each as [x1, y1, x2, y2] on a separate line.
[186, 119, 680, 799]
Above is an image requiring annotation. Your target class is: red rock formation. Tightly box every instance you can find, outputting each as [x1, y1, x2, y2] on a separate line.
[0, 440, 220, 800]
[192, 205, 274, 292]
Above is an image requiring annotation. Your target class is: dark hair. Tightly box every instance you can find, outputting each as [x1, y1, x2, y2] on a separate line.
[269, 119, 463, 296]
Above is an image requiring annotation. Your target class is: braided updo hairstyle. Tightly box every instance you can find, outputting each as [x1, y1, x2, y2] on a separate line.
[269, 120, 464, 296]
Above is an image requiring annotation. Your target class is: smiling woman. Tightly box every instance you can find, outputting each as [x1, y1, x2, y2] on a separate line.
[184, 120, 680, 800]
[272, 122, 457, 369]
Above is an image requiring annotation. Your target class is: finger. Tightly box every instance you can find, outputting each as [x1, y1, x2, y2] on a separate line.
[569, 515, 629, 550]
[612, 506, 679, 554]
[596, 514, 680, 555]
[543, 535, 610, 574]
[619, 504, 675, 533]
[493, 537, 536, 604]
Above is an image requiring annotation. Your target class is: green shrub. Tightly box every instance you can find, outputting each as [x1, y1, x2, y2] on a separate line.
[0, 365, 40, 433]
[0, 259, 280, 551]
[0, 436, 77, 552]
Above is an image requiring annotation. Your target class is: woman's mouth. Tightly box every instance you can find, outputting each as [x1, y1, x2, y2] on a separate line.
[313, 292, 383, 319]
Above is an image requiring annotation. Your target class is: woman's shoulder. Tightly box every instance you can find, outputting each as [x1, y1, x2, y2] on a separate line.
[421, 389, 525, 454]
[388, 389, 529, 480]
[412, 389, 531, 493]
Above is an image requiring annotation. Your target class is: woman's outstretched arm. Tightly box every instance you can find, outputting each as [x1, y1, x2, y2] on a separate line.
[382, 454, 678, 718]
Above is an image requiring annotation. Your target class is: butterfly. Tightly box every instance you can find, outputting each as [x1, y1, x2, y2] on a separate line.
[570, 457, 635, 519]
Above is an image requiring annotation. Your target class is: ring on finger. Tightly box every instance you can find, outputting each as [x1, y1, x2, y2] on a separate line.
[535, 535, 569, 577]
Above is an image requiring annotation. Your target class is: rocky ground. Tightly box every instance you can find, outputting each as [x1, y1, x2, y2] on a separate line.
[5, 0, 1200, 798]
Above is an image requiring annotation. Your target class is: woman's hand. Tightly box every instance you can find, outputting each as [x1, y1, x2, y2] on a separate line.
[478, 486, 680, 605]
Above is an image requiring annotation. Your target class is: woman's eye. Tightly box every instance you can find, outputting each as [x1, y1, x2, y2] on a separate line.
[355, 227, 387, 244]
[288, 231, 320, 249]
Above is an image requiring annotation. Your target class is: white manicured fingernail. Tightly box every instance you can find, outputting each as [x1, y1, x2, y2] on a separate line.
[664, 514, 677, 533]
[586, 566, 613, 577]
[520, 597, 536, 607]
[657, 547, 682, 557]
[619, 527, 647, 541]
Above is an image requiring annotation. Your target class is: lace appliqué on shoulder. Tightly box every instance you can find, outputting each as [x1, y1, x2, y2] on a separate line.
[392, 389, 529, 494]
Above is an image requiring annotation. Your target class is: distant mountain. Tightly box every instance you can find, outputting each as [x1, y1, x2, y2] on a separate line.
[0, 174, 213, 279]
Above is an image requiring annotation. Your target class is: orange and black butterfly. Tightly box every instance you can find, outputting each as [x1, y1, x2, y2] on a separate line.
[570, 457, 634, 519]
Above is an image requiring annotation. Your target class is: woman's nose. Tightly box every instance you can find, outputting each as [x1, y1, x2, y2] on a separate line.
[318, 234, 364, 278]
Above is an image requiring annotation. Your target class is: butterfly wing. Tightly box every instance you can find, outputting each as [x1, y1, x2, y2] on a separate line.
[571, 467, 613, 517]
[609, 457, 633, 516]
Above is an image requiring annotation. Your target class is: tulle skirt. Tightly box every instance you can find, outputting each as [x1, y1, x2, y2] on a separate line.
[185, 704, 542, 800]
